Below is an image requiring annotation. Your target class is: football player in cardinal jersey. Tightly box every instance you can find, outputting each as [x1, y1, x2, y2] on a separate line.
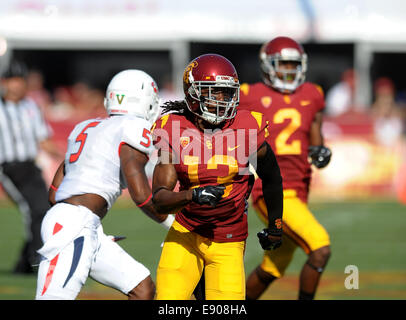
[151, 54, 284, 300]
[35, 70, 174, 300]
[239, 36, 332, 300]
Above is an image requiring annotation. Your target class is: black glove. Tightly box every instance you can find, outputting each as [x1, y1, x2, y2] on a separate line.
[308, 145, 332, 169]
[192, 185, 225, 207]
[257, 228, 282, 250]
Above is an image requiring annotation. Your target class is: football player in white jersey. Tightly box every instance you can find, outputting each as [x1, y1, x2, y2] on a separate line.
[35, 70, 174, 300]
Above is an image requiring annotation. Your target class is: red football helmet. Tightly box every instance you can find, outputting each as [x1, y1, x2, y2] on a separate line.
[183, 54, 240, 125]
[259, 36, 307, 93]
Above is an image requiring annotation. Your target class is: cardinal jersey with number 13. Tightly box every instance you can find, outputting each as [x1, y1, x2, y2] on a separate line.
[152, 109, 268, 242]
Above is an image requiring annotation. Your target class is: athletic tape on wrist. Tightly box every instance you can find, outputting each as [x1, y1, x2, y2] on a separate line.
[160, 214, 175, 230]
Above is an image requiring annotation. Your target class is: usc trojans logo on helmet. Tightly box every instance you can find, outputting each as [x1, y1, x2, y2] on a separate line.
[183, 61, 198, 85]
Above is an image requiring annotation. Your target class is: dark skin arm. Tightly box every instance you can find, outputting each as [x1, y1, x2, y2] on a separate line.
[308, 111, 332, 168]
[120, 143, 168, 223]
[48, 144, 166, 223]
[152, 150, 193, 214]
[309, 111, 324, 146]
[48, 160, 65, 206]
[254, 142, 284, 245]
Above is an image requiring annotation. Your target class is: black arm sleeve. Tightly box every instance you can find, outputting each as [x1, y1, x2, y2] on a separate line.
[253, 142, 283, 234]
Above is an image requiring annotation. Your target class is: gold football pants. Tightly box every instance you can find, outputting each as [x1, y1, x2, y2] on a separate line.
[156, 220, 246, 300]
[254, 189, 330, 278]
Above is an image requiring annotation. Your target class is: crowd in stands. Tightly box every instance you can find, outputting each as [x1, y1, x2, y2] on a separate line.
[324, 69, 406, 146]
[26, 70, 107, 123]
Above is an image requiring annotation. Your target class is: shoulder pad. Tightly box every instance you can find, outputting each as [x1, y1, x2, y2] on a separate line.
[240, 83, 250, 96]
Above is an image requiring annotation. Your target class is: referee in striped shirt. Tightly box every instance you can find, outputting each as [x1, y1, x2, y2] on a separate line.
[0, 61, 62, 274]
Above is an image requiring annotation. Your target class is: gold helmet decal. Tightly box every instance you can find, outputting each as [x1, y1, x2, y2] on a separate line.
[183, 61, 198, 85]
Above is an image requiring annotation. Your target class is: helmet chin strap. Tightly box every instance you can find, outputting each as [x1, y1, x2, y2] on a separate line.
[267, 74, 301, 93]
[201, 111, 222, 125]
[184, 96, 220, 125]
[200, 98, 229, 125]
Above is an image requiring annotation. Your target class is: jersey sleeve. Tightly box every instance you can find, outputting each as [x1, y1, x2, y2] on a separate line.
[151, 114, 173, 153]
[121, 118, 154, 156]
[67, 119, 95, 141]
[247, 111, 269, 152]
[239, 83, 250, 100]
[235, 110, 269, 157]
[239, 83, 256, 112]
[311, 83, 326, 112]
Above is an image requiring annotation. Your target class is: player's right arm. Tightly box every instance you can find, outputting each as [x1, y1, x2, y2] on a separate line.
[254, 142, 284, 250]
[48, 160, 65, 206]
[308, 85, 332, 169]
[309, 111, 324, 146]
[120, 143, 169, 225]
[308, 111, 332, 169]
[152, 150, 225, 214]
[152, 150, 192, 214]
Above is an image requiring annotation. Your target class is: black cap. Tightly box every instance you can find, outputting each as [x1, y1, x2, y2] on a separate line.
[1, 60, 28, 79]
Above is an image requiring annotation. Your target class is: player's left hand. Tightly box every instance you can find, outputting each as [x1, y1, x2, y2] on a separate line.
[308, 145, 332, 169]
[257, 228, 282, 250]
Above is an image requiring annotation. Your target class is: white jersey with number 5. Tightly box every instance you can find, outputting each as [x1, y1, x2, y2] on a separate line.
[56, 115, 154, 210]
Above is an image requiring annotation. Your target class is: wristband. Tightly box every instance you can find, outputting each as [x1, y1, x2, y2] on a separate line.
[50, 184, 58, 191]
[137, 193, 152, 208]
[160, 214, 175, 230]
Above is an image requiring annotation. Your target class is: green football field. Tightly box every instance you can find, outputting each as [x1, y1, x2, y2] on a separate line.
[0, 198, 405, 300]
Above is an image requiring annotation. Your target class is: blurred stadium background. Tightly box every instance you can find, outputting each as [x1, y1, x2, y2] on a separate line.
[0, 0, 405, 300]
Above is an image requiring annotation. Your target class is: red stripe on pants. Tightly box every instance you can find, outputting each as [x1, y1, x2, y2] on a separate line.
[41, 222, 63, 296]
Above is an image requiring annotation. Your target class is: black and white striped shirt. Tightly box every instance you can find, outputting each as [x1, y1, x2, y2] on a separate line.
[0, 97, 51, 163]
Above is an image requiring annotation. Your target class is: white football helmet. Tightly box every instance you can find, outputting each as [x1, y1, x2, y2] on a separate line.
[104, 69, 160, 124]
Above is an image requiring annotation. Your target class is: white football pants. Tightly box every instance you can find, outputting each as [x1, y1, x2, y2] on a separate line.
[35, 202, 150, 300]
